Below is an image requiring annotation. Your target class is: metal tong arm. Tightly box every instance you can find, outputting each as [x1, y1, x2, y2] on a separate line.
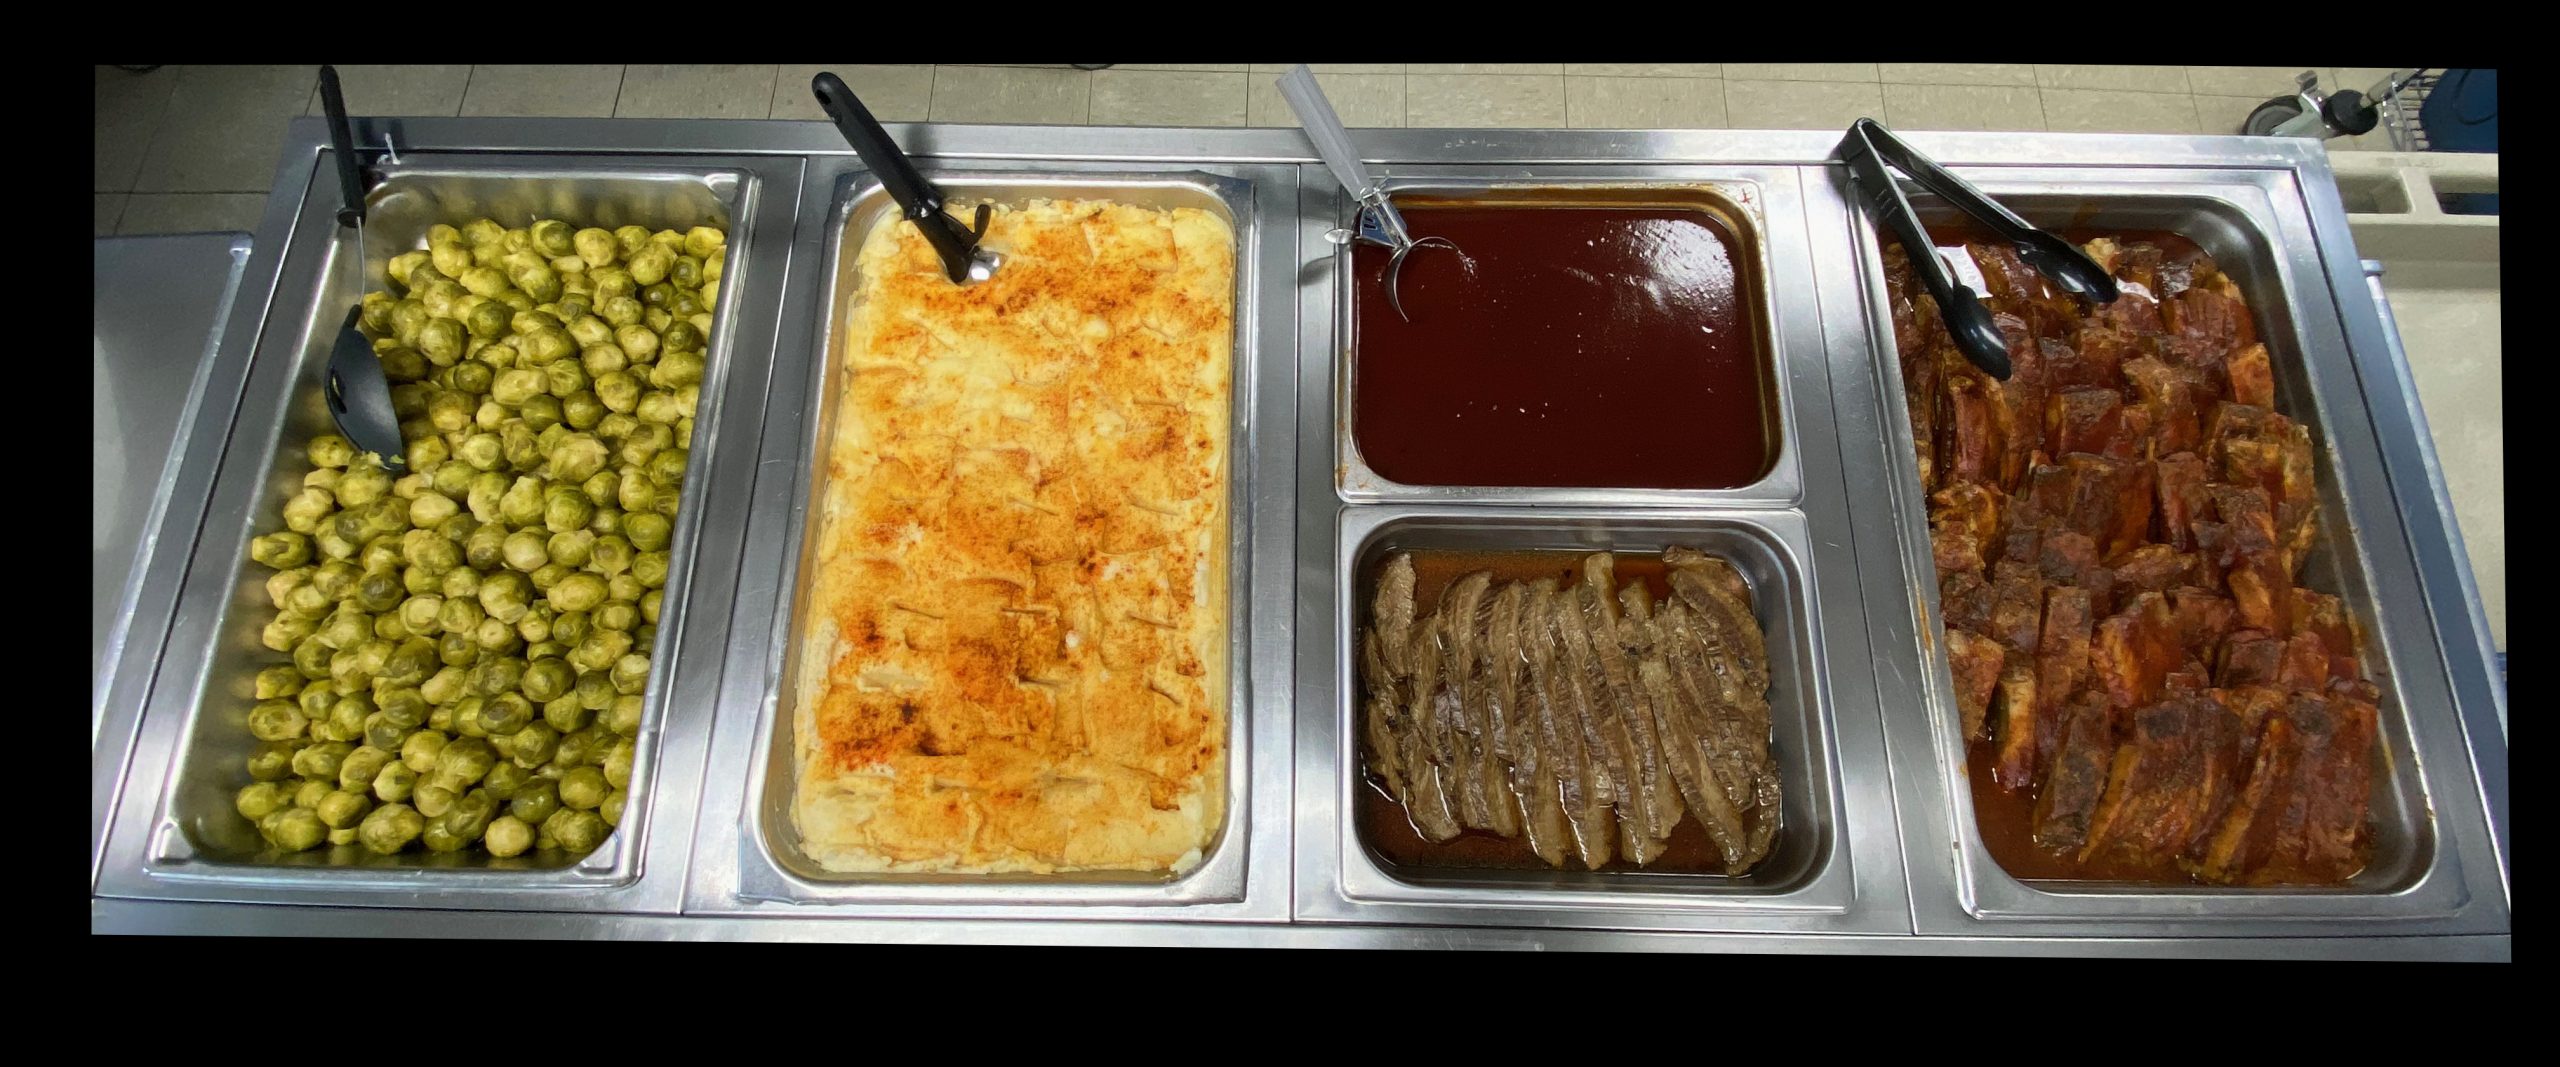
[318, 65, 367, 226]
[1838, 120, 2017, 378]
[812, 72, 989, 284]
[1842, 118, 2118, 302]
[1275, 66, 1416, 249]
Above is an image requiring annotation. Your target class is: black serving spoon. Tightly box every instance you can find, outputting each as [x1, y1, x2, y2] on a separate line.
[811, 71, 1002, 285]
[1837, 117, 2119, 380]
[317, 65, 406, 472]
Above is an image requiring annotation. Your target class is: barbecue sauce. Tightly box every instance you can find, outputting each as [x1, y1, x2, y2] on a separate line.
[1352, 549, 1771, 877]
[1352, 203, 1776, 490]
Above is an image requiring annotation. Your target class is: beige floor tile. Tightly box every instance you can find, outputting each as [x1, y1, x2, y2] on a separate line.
[95, 193, 127, 237]
[2186, 65, 2316, 97]
[1877, 63, 2036, 87]
[1724, 79, 1883, 130]
[1566, 76, 1727, 129]
[1723, 63, 1878, 82]
[1565, 63, 1721, 78]
[2192, 93, 2280, 136]
[1249, 63, 1404, 74]
[303, 65, 471, 117]
[133, 65, 317, 193]
[1116, 63, 1248, 72]
[1247, 72, 1402, 128]
[460, 65, 624, 117]
[930, 65, 1089, 124]
[96, 66, 177, 193]
[1406, 74, 1565, 127]
[615, 64, 777, 119]
[2035, 64, 2187, 93]
[1882, 83, 2044, 132]
[1089, 69, 1247, 126]
[2039, 88, 2201, 135]
[771, 65, 934, 121]
[1406, 63, 1565, 76]
[117, 193, 269, 236]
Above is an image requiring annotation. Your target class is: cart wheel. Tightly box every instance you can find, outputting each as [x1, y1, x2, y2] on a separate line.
[2243, 95, 2303, 136]
[113, 64, 161, 73]
[1070, 63, 1114, 71]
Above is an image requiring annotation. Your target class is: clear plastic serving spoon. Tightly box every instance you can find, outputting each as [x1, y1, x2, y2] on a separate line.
[1275, 65, 1461, 321]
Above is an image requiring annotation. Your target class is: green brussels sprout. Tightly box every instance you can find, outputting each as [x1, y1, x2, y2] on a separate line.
[265, 565, 315, 611]
[246, 697, 311, 746]
[600, 787, 628, 827]
[545, 571, 607, 613]
[260, 614, 318, 653]
[559, 765, 609, 810]
[543, 688, 594, 732]
[429, 237, 473, 279]
[420, 813, 473, 852]
[413, 782, 459, 820]
[649, 350, 705, 390]
[684, 226, 724, 258]
[235, 781, 292, 822]
[490, 367, 546, 407]
[493, 476, 542, 528]
[426, 389, 473, 432]
[513, 653, 577, 705]
[262, 807, 328, 853]
[400, 566, 441, 598]
[337, 741, 393, 788]
[245, 742, 298, 782]
[605, 691, 646, 738]
[315, 789, 371, 830]
[465, 299, 512, 340]
[559, 390, 605, 431]
[478, 814, 533, 858]
[416, 317, 466, 364]
[387, 250, 432, 289]
[474, 616, 523, 655]
[567, 314, 615, 348]
[662, 319, 705, 355]
[518, 393, 564, 435]
[437, 594, 485, 636]
[352, 569, 404, 614]
[596, 598, 642, 633]
[459, 265, 510, 298]
[383, 677, 433, 721]
[500, 528, 549, 573]
[280, 486, 336, 534]
[550, 809, 609, 854]
[627, 246, 674, 287]
[356, 802, 424, 854]
[382, 638, 438, 687]
[481, 759, 531, 801]
[598, 294, 644, 328]
[640, 286, 676, 314]
[527, 219, 574, 258]
[522, 326, 577, 366]
[607, 225, 648, 258]
[400, 729, 448, 774]
[250, 528, 318, 570]
[250, 664, 305, 701]
[598, 649, 652, 695]
[669, 254, 703, 290]
[569, 628, 635, 674]
[293, 778, 335, 811]
[543, 487, 595, 534]
[440, 565, 485, 604]
[452, 362, 497, 398]
[573, 228, 618, 267]
[478, 570, 534, 625]
[512, 263, 563, 304]
[328, 639, 393, 691]
[542, 357, 590, 400]
[436, 631, 476, 671]
[434, 736, 497, 786]
[291, 741, 354, 781]
[372, 760, 419, 803]
[466, 655, 525, 699]
[526, 562, 569, 595]
[508, 775, 561, 823]
[323, 690, 372, 739]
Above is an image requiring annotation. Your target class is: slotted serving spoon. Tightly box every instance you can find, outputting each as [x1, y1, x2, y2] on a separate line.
[1276, 65, 1460, 321]
[317, 65, 406, 472]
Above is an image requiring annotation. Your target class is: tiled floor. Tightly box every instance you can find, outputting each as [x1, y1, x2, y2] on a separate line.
[95, 63, 2405, 237]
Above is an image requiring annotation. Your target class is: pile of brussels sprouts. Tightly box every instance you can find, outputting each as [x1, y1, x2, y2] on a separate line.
[236, 217, 724, 859]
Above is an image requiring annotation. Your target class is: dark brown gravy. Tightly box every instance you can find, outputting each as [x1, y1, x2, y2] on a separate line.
[1352, 203, 1775, 490]
[1353, 549, 1759, 876]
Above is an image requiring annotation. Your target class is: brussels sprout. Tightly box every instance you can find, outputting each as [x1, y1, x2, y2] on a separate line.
[542, 486, 595, 535]
[235, 781, 292, 823]
[541, 571, 605, 613]
[291, 741, 353, 781]
[321, 689, 371, 739]
[559, 390, 605, 431]
[315, 789, 371, 830]
[602, 225, 645, 258]
[245, 526, 317, 570]
[400, 728, 448, 773]
[417, 317, 468, 365]
[551, 809, 609, 854]
[350, 569, 402, 614]
[605, 690, 646, 738]
[542, 357, 590, 399]
[598, 294, 644, 328]
[372, 760, 419, 803]
[463, 813, 529, 858]
[663, 318, 705, 354]
[487, 366, 545, 408]
[522, 325, 577, 366]
[292, 778, 334, 811]
[437, 594, 485, 635]
[491, 528, 545, 574]
[474, 617, 523, 655]
[426, 390, 473, 433]
[542, 682, 594, 731]
[512, 263, 563, 304]
[523, 219, 572, 258]
[412, 781, 459, 820]
[476, 570, 533, 624]
[626, 245, 674, 287]
[573, 228, 618, 267]
[245, 742, 298, 782]
[452, 362, 498, 400]
[432, 736, 497, 786]
[459, 265, 510, 299]
[595, 598, 642, 633]
[352, 802, 421, 854]
[419, 814, 472, 852]
[679, 226, 721, 259]
[262, 807, 328, 853]
[385, 249, 433, 289]
[260, 614, 319, 653]
[553, 764, 607, 810]
[481, 759, 531, 801]
[504, 773, 559, 823]
[280, 486, 336, 535]
[669, 254, 704, 290]
[650, 350, 705, 390]
[569, 628, 635, 674]
[245, 695, 308, 742]
[441, 565, 486, 606]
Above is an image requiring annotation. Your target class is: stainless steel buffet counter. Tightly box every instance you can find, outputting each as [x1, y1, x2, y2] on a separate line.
[89, 118, 2509, 957]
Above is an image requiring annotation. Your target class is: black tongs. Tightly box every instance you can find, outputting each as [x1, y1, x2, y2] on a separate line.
[318, 65, 407, 472]
[1837, 118, 2118, 380]
[811, 72, 1001, 285]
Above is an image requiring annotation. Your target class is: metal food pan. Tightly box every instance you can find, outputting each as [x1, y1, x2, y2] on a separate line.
[99, 161, 771, 906]
[1304, 505, 1872, 932]
[1846, 178, 2473, 924]
[1328, 171, 1813, 509]
[736, 169, 1258, 907]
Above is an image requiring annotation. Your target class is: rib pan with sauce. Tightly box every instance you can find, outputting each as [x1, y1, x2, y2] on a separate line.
[1885, 232, 2378, 885]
